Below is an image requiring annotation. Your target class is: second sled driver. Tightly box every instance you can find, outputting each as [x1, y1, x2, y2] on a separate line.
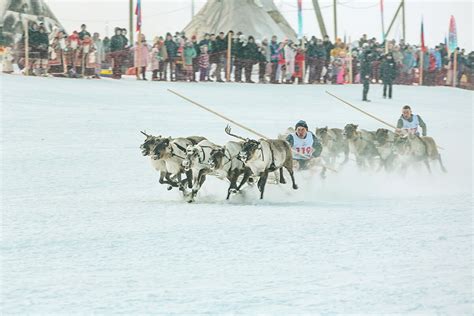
[286, 120, 323, 170]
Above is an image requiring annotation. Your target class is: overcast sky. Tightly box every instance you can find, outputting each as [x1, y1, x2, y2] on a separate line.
[45, 0, 473, 50]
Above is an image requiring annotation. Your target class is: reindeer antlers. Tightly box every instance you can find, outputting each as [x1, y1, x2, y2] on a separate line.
[224, 125, 247, 141]
[140, 131, 150, 137]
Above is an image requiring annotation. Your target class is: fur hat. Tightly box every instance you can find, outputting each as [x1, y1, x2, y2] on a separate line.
[295, 120, 309, 130]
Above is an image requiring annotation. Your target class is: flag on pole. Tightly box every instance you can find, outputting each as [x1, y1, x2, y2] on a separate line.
[448, 15, 457, 54]
[420, 17, 426, 52]
[297, 0, 303, 38]
[135, 0, 142, 32]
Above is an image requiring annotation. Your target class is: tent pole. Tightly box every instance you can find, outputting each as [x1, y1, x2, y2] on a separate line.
[333, 0, 337, 42]
[384, 1, 403, 39]
[402, 0, 406, 41]
[311, 0, 328, 38]
[129, 0, 134, 45]
[226, 33, 232, 82]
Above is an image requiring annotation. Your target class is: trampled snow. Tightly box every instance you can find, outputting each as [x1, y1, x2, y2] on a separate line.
[1, 74, 472, 314]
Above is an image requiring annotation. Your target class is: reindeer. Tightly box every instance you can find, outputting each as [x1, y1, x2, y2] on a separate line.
[207, 140, 253, 200]
[140, 131, 180, 189]
[343, 124, 379, 169]
[315, 126, 349, 167]
[225, 126, 298, 200]
[142, 132, 206, 191]
[393, 132, 447, 173]
[181, 139, 221, 202]
[373, 128, 400, 172]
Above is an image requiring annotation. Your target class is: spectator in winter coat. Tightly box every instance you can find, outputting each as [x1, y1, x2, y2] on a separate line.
[134, 34, 149, 80]
[199, 45, 210, 81]
[380, 52, 398, 98]
[294, 47, 305, 84]
[256, 40, 268, 83]
[284, 42, 296, 83]
[234, 35, 246, 82]
[78, 24, 91, 40]
[243, 36, 258, 83]
[150, 41, 160, 81]
[190, 35, 201, 81]
[110, 27, 127, 79]
[269, 35, 280, 83]
[183, 41, 197, 81]
[93, 32, 105, 64]
[214, 32, 226, 82]
[360, 43, 374, 101]
[120, 29, 129, 47]
[164, 32, 178, 81]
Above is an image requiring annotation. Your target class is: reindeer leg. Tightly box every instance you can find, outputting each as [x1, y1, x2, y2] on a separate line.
[438, 154, 447, 173]
[279, 167, 286, 184]
[236, 168, 252, 190]
[186, 170, 193, 188]
[161, 172, 179, 189]
[226, 171, 238, 200]
[258, 171, 269, 199]
[423, 158, 432, 174]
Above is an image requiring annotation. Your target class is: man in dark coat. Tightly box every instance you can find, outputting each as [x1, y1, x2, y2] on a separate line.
[380, 52, 398, 98]
[110, 27, 127, 79]
[360, 43, 374, 101]
[234, 35, 246, 82]
[214, 32, 227, 82]
[164, 32, 178, 81]
[78, 24, 91, 41]
[243, 36, 258, 83]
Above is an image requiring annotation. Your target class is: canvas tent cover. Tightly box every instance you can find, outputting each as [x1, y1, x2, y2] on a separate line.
[183, 0, 296, 41]
[1, 0, 63, 45]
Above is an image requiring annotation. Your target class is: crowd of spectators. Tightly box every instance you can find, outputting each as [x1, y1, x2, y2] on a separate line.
[1, 22, 473, 89]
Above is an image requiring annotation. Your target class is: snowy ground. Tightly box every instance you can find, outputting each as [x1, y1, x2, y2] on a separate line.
[1, 74, 473, 314]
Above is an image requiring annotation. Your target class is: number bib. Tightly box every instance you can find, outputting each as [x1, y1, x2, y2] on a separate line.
[291, 132, 314, 160]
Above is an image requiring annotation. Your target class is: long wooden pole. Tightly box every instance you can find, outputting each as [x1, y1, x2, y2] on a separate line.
[137, 31, 142, 79]
[226, 34, 232, 82]
[129, 0, 134, 45]
[348, 37, 353, 84]
[333, 0, 337, 42]
[168, 89, 268, 138]
[24, 19, 29, 76]
[301, 38, 305, 84]
[419, 49, 424, 86]
[326, 90, 397, 129]
[452, 50, 458, 87]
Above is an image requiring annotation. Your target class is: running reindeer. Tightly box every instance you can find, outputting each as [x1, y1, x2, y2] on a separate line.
[315, 126, 349, 168]
[182, 139, 221, 202]
[207, 138, 253, 200]
[140, 131, 205, 192]
[225, 126, 298, 200]
[393, 131, 447, 173]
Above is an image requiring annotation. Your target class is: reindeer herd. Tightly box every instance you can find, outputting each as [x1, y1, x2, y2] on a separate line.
[140, 124, 446, 202]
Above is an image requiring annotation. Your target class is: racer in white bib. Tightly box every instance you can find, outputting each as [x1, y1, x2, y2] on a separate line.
[396, 105, 427, 136]
[286, 120, 322, 169]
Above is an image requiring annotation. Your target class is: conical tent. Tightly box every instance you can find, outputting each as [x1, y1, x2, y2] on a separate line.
[183, 0, 296, 41]
[1, 0, 63, 44]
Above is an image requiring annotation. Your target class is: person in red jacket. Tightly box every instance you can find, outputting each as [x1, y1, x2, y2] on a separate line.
[294, 47, 305, 84]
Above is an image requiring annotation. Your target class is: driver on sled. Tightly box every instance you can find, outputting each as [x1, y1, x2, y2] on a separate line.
[396, 105, 427, 136]
[286, 120, 322, 170]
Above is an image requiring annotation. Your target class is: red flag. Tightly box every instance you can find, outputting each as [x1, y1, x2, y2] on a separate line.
[135, 0, 142, 32]
[421, 18, 426, 52]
